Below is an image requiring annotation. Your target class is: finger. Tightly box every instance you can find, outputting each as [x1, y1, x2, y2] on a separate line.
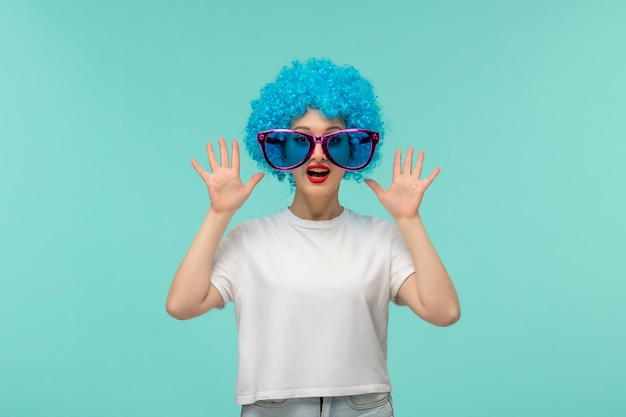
[403, 147, 414, 175]
[219, 137, 229, 167]
[206, 141, 219, 171]
[190, 158, 208, 178]
[393, 149, 402, 177]
[245, 172, 265, 191]
[364, 179, 384, 199]
[414, 150, 424, 178]
[422, 166, 441, 188]
[231, 139, 240, 172]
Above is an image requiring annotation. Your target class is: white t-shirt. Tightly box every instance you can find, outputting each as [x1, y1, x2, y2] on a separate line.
[210, 208, 415, 405]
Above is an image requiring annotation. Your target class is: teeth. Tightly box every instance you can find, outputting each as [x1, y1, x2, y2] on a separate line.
[307, 168, 329, 177]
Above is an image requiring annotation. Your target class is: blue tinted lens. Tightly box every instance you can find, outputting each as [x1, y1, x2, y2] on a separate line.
[265, 132, 311, 169]
[327, 132, 373, 169]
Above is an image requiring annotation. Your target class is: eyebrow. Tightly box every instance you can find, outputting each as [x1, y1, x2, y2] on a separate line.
[291, 125, 344, 132]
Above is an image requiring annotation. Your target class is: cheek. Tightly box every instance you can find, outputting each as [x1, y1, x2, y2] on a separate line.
[330, 168, 346, 181]
[290, 166, 308, 182]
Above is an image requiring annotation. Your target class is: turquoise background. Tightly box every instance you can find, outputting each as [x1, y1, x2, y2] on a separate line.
[1, 0, 625, 416]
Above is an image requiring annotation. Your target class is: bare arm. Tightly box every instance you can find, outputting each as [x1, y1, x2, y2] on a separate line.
[394, 216, 459, 326]
[166, 209, 234, 319]
[166, 138, 263, 320]
[365, 148, 460, 326]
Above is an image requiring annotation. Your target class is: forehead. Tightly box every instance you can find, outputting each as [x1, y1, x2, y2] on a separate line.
[290, 108, 346, 131]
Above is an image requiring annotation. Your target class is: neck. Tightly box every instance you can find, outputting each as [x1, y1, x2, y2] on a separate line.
[289, 191, 343, 221]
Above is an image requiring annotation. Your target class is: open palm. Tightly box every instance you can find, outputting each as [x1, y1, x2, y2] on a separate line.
[365, 148, 440, 219]
[190, 137, 264, 213]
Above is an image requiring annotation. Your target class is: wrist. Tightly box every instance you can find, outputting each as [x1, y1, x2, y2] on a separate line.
[207, 206, 237, 218]
[393, 214, 423, 225]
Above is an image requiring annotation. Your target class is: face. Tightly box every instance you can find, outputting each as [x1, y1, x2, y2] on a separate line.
[289, 108, 346, 195]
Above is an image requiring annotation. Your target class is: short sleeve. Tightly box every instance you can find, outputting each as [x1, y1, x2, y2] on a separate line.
[388, 225, 415, 306]
[210, 225, 244, 309]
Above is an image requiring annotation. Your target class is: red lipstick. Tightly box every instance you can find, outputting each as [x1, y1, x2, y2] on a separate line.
[306, 164, 330, 183]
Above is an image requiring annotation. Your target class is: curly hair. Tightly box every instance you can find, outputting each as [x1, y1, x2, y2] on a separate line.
[244, 58, 385, 183]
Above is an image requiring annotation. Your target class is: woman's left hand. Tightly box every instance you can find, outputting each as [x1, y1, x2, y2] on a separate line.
[365, 148, 440, 220]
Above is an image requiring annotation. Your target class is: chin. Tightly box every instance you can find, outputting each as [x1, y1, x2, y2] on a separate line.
[295, 173, 342, 195]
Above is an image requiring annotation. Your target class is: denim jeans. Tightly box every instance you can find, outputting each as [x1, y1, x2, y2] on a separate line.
[241, 393, 393, 417]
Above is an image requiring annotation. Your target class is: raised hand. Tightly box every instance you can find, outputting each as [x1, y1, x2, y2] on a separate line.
[190, 137, 264, 213]
[364, 148, 440, 220]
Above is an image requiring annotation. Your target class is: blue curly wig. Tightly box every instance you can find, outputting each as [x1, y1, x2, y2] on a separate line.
[244, 58, 385, 183]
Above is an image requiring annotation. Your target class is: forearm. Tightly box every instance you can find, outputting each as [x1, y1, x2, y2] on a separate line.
[395, 215, 460, 324]
[166, 208, 234, 318]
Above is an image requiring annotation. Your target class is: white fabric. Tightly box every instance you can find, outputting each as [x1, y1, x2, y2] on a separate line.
[210, 208, 415, 405]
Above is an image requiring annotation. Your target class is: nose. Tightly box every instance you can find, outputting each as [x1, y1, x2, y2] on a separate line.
[311, 141, 326, 161]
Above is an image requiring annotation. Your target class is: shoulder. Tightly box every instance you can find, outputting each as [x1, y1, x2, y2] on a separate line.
[345, 209, 394, 227]
[343, 209, 398, 235]
[227, 210, 291, 237]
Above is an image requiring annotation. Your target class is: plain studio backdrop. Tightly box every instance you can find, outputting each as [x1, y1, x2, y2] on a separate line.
[1, 1, 624, 416]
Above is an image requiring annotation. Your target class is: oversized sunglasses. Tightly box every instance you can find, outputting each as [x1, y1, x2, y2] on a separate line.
[256, 129, 380, 171]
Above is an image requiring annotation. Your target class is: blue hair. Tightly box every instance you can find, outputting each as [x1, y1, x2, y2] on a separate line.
[244, 58, 385, 183]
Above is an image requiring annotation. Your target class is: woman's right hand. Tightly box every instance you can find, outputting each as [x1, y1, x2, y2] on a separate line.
[190, 137, 264, 214]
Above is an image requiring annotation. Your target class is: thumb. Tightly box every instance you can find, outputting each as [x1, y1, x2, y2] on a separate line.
[364, 179, 384, 199]
[245, 172, 265, 191]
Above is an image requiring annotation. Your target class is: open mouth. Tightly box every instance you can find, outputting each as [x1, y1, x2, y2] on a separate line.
[306, 165, 330, 183]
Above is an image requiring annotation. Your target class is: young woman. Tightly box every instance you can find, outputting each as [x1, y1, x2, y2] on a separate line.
[166, 59, 460, 417]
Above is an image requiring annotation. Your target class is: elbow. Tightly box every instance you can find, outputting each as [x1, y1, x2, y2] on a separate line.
[431, 306, 461, 327]
[165, 300, 194, 320]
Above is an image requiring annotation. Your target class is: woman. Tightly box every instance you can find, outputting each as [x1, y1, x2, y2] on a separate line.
[166, 59, 460, 416]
